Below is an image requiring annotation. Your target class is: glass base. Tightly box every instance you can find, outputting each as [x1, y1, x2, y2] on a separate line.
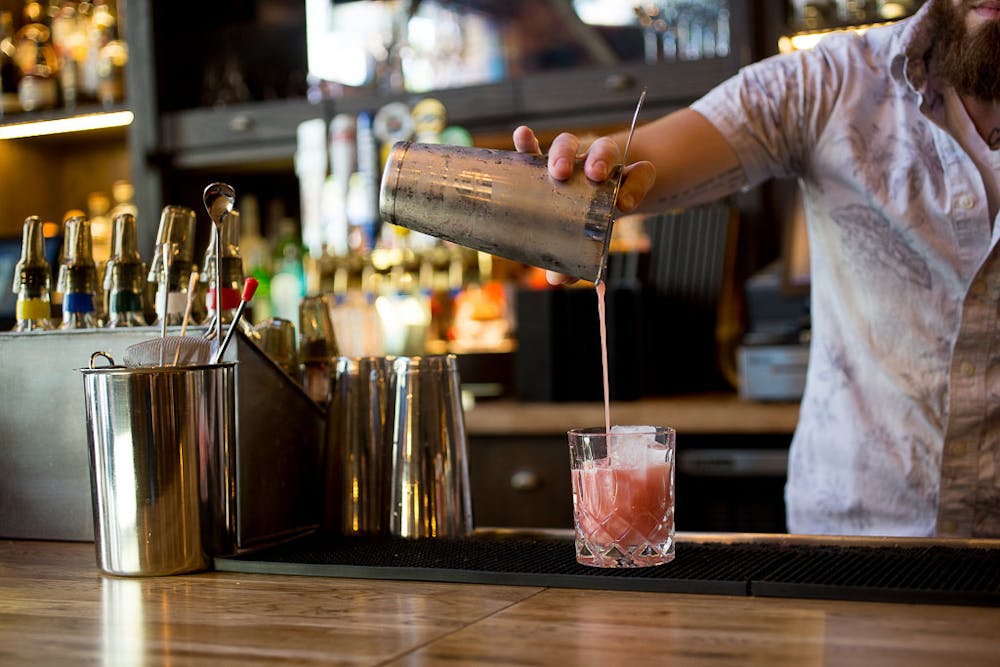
[575, 536, 675, 568]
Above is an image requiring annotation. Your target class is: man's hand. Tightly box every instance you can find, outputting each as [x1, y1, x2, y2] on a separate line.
[515, 126, 656, 213]
[512, 125, 655, 284]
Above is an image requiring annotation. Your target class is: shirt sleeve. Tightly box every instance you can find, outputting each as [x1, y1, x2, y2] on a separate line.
[691, 40, 847, 188]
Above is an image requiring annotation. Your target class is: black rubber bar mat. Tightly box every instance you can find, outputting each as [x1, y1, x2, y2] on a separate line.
[213, 534, 1000, 606]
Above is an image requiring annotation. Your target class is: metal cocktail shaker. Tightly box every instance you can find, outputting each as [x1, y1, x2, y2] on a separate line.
[379, 142, 621, 284]
[385, 354, 472, 538]
[327, 354, 472, 538]
[327, 356, 389, 535]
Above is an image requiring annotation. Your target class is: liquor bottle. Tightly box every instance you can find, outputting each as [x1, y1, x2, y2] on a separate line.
[295, 118, 328, 259]
[298, 293, 338, 405]
[0, 11, 22, 117]
[237, 193, 272, 324]
[348, 111, 380, 251]
[323, 113, 355, 258]
[49, 210, 79, 322]
[50, 0, 81, 109]
[108, 179, 143, 317]
[269, 217, 307, 331]
[147, 205, 197, 326]
[95, 6, 124, 108]
[422, 243, 456, 350]
[11, 215, 54, 331]
[79, 0, 113, 102]
[57, 214, 99, 329]
[202, 209, 244, 326]
[379, 247, 430, 356]
[103, 212, 145, 327]
[74, 0, 95, 100]
[15, 0, 59, 112]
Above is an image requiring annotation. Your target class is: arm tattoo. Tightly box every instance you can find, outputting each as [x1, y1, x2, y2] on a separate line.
[989, 128, 1000, 150]
[655, 165, 746, 207]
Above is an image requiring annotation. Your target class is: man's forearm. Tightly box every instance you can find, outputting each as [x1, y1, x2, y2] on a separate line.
[605, 108, 747, 212]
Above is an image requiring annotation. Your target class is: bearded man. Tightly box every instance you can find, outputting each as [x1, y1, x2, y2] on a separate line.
[514, 0, 1000, 537]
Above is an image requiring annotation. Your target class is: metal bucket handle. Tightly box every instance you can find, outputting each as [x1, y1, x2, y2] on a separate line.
[89, 351, 117, 369]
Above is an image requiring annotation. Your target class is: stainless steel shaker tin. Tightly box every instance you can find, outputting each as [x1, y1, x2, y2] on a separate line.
[379, 141, 620, 283]
[81, 362, 236, 576]
[327, 354, 473, 539]
[386, 354, 472, 539]
[328, 356, 389, 535]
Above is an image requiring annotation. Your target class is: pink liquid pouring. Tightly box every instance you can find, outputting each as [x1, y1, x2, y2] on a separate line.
[571, 282, 675, 567]
[596, 280, 611, 434]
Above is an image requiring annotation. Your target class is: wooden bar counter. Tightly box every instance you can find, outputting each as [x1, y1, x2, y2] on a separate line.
[464, 393, 801, 436]
[3, 539, 999, 665]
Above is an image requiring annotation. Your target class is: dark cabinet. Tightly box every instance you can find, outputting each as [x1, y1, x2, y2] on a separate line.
[160, 98, 322, 167]
[469, 435, 576, 529]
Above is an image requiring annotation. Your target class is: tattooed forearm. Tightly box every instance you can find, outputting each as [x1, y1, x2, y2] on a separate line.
[654, 165, 746, 208]
[989, 127, 1000, 150]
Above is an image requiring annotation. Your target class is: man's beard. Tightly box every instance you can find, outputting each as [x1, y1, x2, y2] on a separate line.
[929, 0, 1000, 101]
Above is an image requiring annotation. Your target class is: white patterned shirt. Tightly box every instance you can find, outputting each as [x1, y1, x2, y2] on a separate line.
[691, 3, 1000, 537]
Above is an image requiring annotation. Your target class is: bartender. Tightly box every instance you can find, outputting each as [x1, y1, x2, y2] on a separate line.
[515, 0, 1000, 538]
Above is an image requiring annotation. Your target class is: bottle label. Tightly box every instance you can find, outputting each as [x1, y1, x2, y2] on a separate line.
[16, 298, 50, 320]
[156, 288, 189, 317]
[63, 293, 95, 314]
[167, 291, 187, 315]
[110, 291, 143, 313]
[207, 287, 240, 312]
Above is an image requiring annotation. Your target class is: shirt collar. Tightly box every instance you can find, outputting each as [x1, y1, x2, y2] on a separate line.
[890, 2, 944, 111]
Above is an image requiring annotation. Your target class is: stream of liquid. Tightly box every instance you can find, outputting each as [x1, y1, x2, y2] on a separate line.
[596, 280, 611, 434]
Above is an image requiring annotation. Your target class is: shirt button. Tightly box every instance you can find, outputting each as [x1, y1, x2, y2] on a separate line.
[941, 520, 958, 535]
[959, 361, 976, 377]
[957, 194, 975, 209]
[950, 441, 968, 457]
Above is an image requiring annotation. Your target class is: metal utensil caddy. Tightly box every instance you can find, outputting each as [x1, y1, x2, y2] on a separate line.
[0, 328, 325, 555]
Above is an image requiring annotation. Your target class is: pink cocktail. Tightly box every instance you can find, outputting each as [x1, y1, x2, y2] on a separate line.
[569, 426, 675, 568]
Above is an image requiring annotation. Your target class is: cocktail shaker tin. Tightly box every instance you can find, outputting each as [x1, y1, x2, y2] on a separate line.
[385, 354, 472, 539]
[379, 142, 621, 283]
[327, 354, 473, 539]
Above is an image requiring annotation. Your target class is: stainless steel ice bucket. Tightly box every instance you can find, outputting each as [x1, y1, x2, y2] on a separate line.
[379, 141, 620, 283]
[81, 360, 236, 576]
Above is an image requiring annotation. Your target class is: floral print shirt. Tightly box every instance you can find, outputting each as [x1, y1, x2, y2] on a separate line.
[692, 2, 1000, 536]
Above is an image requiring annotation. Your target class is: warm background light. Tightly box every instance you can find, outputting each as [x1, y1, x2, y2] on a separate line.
[0, 111, 134, 140]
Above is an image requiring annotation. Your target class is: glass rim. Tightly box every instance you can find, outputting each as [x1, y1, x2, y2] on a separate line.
[567, 425, 674, 437]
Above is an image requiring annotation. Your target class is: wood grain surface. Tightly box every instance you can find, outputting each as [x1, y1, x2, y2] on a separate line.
[2, 540, 998, 666]
[464, 393, 800, 436]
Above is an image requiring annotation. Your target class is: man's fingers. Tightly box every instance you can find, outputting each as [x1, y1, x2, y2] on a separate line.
[583, 136, 622, 183]
[547, 132, 581, 180]
[512, 125, 542, 155]
[545, 270, 578, 286]
[616, 161, 656, 212]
